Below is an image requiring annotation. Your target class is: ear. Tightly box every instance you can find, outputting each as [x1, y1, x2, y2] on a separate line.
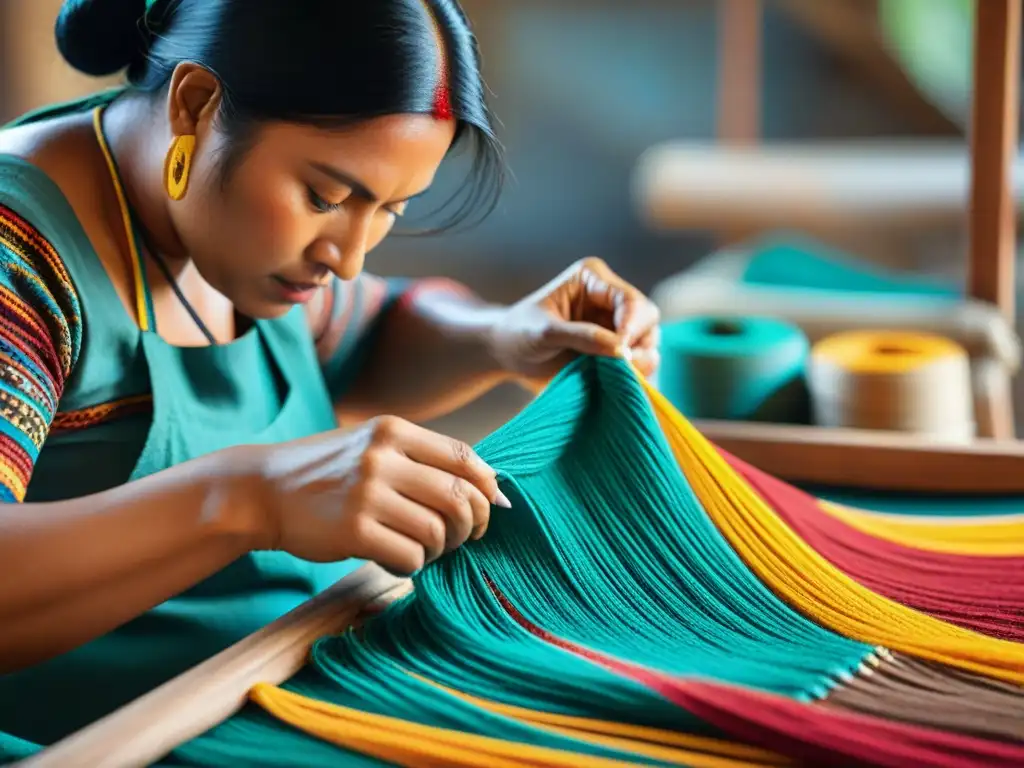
[165, 62, 222, 138]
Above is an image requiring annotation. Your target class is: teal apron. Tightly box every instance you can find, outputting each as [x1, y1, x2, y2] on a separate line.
[0, 99, 361, 759]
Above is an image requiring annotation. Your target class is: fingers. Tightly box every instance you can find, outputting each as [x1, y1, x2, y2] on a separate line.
[541, 320, 622, 358]
[366, 416, 510, 553]
[389, 458, 491, 550]
[374, 486, 449, 563]
[564, 256, 661, 354]
[385, 417, 505, 508]
[356, 518, 430, 577]
[627, 324, 661, 377]
[615, 294, 661, 347]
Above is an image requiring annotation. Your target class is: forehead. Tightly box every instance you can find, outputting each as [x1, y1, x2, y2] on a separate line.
[248, 114, 457, 188]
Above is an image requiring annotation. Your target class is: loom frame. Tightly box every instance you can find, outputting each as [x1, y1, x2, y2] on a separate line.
[661, 0, 1023, 458]
[18, 564, 411, 768]
[18, 2, 1024, 766]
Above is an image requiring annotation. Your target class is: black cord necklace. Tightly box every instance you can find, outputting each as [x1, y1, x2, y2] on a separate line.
[96, 106, 221, 346]
[142, 237, 220, 347]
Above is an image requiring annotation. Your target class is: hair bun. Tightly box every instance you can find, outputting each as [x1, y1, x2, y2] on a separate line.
[56, 0, 149, 77]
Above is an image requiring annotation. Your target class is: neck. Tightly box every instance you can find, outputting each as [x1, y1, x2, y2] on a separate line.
[101, 93, 189, 271]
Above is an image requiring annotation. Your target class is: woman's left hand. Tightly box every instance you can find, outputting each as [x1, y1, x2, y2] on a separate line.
[489, 257, 661, 384]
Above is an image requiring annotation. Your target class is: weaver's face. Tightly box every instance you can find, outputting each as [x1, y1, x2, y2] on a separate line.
[172, 113, 455, 318]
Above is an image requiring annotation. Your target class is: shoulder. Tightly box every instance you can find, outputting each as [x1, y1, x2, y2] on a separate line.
[0, 112, 113, 245]
[0, 112, 134, 308]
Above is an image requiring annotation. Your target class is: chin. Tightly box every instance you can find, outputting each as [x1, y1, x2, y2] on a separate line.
[232, 290, 296, 320]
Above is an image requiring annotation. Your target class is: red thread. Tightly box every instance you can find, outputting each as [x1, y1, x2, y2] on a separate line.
[484, 578, 1024, 768]
[721, 450, 1024, 641]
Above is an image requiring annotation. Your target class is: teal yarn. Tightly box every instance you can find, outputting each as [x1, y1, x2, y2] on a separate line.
[169, 356, 876, 766]
[740, 235, 958, 298]
[657, 316, 810, 423]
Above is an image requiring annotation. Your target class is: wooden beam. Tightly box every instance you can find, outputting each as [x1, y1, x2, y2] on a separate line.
[968, 0, 1020, 324]
[967, 0, 1020, 439]
[717, 0, 762, 144]
[698, 419, 1024, 493]
[22, 565, 409, 768]
[634, 140, 1024, 232]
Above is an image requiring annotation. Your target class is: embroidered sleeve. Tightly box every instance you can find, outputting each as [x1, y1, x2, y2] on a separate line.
[313, 274, 473, 402]
[0, 204, 82, 501]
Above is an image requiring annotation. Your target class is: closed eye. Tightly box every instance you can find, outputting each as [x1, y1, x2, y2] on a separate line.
[307, 186, 344, 213]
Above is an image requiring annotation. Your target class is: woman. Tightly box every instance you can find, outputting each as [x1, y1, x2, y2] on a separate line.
[0, 0, 661, 754]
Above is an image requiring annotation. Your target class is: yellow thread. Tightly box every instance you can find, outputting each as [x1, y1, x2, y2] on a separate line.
[807, 330, 973, 438]
[810, 330, 964, 374]
[91, 108, 149, 332]
[819, 500, 1024, 556]
[252, 683, 672, 767]
[635, 366, 1024, 685]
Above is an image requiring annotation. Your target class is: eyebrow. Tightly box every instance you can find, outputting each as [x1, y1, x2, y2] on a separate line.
[310, 162, 430, 205]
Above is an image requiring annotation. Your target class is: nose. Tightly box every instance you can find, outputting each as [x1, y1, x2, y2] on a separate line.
[307, 211, 373, 281]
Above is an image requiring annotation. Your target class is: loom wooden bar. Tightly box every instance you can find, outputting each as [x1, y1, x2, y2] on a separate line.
[634, 141, 1024, 232]
[716, 0, 760, 145]
[967, 0, 1021, 439]
[716, 0, 761, 246]
[20, 565, 409, 768]
[699, 419, 1024, 493]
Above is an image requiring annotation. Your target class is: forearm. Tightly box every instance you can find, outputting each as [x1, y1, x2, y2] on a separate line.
[0, 449, 261, 671]
[339, 286, 514, 423]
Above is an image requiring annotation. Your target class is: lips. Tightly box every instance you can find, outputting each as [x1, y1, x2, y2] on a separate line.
[271, 275, 325, 304]
[276, 277, 319, 291]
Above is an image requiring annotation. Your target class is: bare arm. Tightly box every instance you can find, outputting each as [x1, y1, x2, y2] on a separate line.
[0, 450, 261, 672]
[308, 277, 516, 424]
[340, 285, 513, 423]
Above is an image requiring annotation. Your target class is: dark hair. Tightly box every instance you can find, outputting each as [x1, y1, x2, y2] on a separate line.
[55, 0, 504, 231]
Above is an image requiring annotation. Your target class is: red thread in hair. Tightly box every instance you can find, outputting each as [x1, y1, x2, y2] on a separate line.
[432, 82, 452, 120]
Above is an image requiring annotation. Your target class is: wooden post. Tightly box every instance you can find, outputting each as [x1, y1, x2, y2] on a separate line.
[716, 0, 762, 145]
[967, 0, 1020, 439]
[716, 0, 762, 245]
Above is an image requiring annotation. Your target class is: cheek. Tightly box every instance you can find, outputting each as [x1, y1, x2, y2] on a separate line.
[227, 177, 312, 265]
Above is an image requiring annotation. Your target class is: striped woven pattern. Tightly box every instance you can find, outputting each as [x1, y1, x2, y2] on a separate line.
[0, 204, 81, 501]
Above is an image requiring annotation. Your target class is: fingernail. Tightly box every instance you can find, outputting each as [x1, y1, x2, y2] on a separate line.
[493, 490, 512, 508]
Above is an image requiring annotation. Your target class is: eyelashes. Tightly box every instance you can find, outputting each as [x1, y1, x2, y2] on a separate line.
[306, 186, 404, 218]
[307, 186, 342, 213]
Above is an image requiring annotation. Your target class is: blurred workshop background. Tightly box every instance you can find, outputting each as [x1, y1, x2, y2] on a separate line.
[1, 0, 1017, 442]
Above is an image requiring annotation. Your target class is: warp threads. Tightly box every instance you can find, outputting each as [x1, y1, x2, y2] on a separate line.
[167, 357, 1024, 767]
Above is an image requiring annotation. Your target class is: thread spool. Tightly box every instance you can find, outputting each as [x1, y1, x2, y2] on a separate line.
[808, 330, 974, 442]
[657, 316, 810, 422]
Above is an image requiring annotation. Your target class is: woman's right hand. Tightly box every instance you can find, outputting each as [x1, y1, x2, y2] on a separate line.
[238, 416, 510, 575]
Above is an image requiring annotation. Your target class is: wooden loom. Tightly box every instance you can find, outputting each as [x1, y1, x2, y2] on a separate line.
[644, 0, 1024, 456]
[17, 2, 1024, 766]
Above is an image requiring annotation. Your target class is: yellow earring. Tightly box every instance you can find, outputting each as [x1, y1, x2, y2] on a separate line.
[164, 134, 196, 201]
